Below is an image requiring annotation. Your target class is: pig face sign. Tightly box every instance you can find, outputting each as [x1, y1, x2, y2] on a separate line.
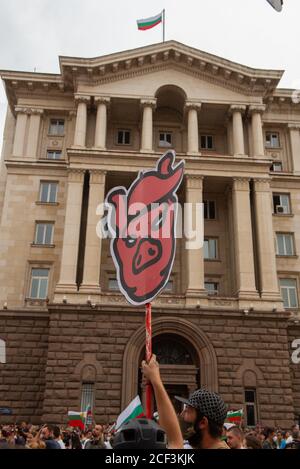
[105, 151, 185, 306]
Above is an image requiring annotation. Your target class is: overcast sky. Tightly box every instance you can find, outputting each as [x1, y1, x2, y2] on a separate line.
[0, 0, 299, 150]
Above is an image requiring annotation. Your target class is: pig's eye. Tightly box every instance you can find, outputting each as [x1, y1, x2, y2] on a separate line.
[125, 237, 137, 248]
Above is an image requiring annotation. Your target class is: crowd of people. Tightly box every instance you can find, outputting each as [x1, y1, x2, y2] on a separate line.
[0, 355, 299, 450]
[0, 421, 299, 450]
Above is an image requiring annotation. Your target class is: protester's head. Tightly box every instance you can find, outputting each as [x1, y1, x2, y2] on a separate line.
[226, 426, 244, 449]
[53, 426, 61, 440]
[264, 427, 275, 441]
[28, 440, 46, 450]
[245, 433, 262, 449]
[112, 419, 167, 450]
[176, 388, 227, 448]
[71, 431, 82, 450]
[92, 425, 103, 440]
[40, 424, 55, 440]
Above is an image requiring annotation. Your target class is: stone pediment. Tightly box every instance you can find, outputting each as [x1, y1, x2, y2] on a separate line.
[60, 40, 283, 99]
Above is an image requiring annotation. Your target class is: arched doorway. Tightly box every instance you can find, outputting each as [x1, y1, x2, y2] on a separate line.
[121, 317, 218, 409]
[138, 334, 200, 413]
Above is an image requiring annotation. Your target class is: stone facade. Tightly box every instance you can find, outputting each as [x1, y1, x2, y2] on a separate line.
[0, 41, 300, 427]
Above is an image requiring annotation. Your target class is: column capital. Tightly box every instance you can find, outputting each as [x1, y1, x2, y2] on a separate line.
[228, 104, 246, 115]
[248, 104, 266, 116]
[253, 178, 271, 191]
[140, 98, 157, 110]
[186, 174, 204, 190]
[232, 177, 250, 191]
[94, 96, 111, 107]
[288, 123, 300, 131]
[75, 95, 91, 105]
[29, 108, 44, 116]
[68, 168, 85, 182]
[185, 101, 202, 112]
[89, 169, 107, 184]
[15, 106, 31, 115]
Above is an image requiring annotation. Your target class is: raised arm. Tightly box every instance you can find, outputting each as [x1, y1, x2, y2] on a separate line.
[142, 355, 183, 449]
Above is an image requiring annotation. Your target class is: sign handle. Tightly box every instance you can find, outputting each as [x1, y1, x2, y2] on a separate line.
[145, 302, 153, 418]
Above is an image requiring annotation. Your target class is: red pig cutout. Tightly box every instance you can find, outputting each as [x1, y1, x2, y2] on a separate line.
[105, 151, 185, 306]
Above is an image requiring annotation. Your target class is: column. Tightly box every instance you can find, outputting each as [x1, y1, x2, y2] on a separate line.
[185, 175, 205, 296]
[56, 169, 85, 292]
[74, 96, 90, 147]
[186, 102, 201, 155]
[94, 97, 110, 149]
[80, 170, 106, 293]
[231, 178, 258, 298]
[229, 105, 246, 156]
[253, 178, 281, 300]
[288, 124, 300, 174]
[140, 99, 156, 152]
[12, 107, 28, 157]
[249, 105, 266, 158]
[25, 109, 43, 158]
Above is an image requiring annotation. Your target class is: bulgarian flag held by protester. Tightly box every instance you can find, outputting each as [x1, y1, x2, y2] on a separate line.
[226, 409, 243, 425]
[115, 396, 144, 430]
[137, 11, 163, 31]
[67, 411, 86, 430]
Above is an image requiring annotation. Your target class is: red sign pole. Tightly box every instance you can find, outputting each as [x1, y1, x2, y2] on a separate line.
[145, 302, 153, 418]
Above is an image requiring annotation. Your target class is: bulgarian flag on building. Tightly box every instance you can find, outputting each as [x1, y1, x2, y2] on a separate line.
[226, 409, 244, 425]
[115, 396, 145, 430]
[67, 411, 86, 430]
[137, 11, 163, 31]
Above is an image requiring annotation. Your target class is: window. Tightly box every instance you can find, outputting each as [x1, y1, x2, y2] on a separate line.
[159, 132, 172, 148]
[276, 233, 295, 256]
[164, 280, 174, 293]
[153, 335, 194, 365]
[273, 194, 290, 214]
[39, 182, 58, 203]
[205, 282, 219, 296]
[30, 268, 49, 299]
[265, 132, 280, 148]
[108, 278, 119, 291]
[200, 135, 213, 150]
[0, 339, 6, 364]
[204, 201, 216, 220]
[117, 130, 131, 145]
[204, 238, 218, 260]
[245, 389, 257, 427]
[81, 383, 94, 416]
[46, 150, 62, 160]
[49, 119, 65, 136]
[271, 162, 283, 172]
[280, 279, 298, 309]
[34, 223, 54, 245]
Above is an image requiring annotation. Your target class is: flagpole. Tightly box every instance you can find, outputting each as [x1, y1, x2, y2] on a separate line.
[162, 9, 165, 42]
[145, 302, 153, 419]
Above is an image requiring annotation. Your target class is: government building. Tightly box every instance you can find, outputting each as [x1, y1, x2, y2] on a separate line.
[0, 41, 299, 428]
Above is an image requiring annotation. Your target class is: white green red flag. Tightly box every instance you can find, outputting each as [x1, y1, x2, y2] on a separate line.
[226, 409, 243, 424]
[67, 411, 86, 430]
[116, 396, 144, 430]
[137, 11, 163, 31]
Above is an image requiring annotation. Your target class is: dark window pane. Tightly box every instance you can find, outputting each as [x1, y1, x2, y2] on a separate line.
[204, 201, 208, 219]
[207, 136, 213, 149]
[209, 201, 215, 219]
[125, 131, 130, 144]
[245, 390, 255, 402]
[246, 404, 256, 426]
